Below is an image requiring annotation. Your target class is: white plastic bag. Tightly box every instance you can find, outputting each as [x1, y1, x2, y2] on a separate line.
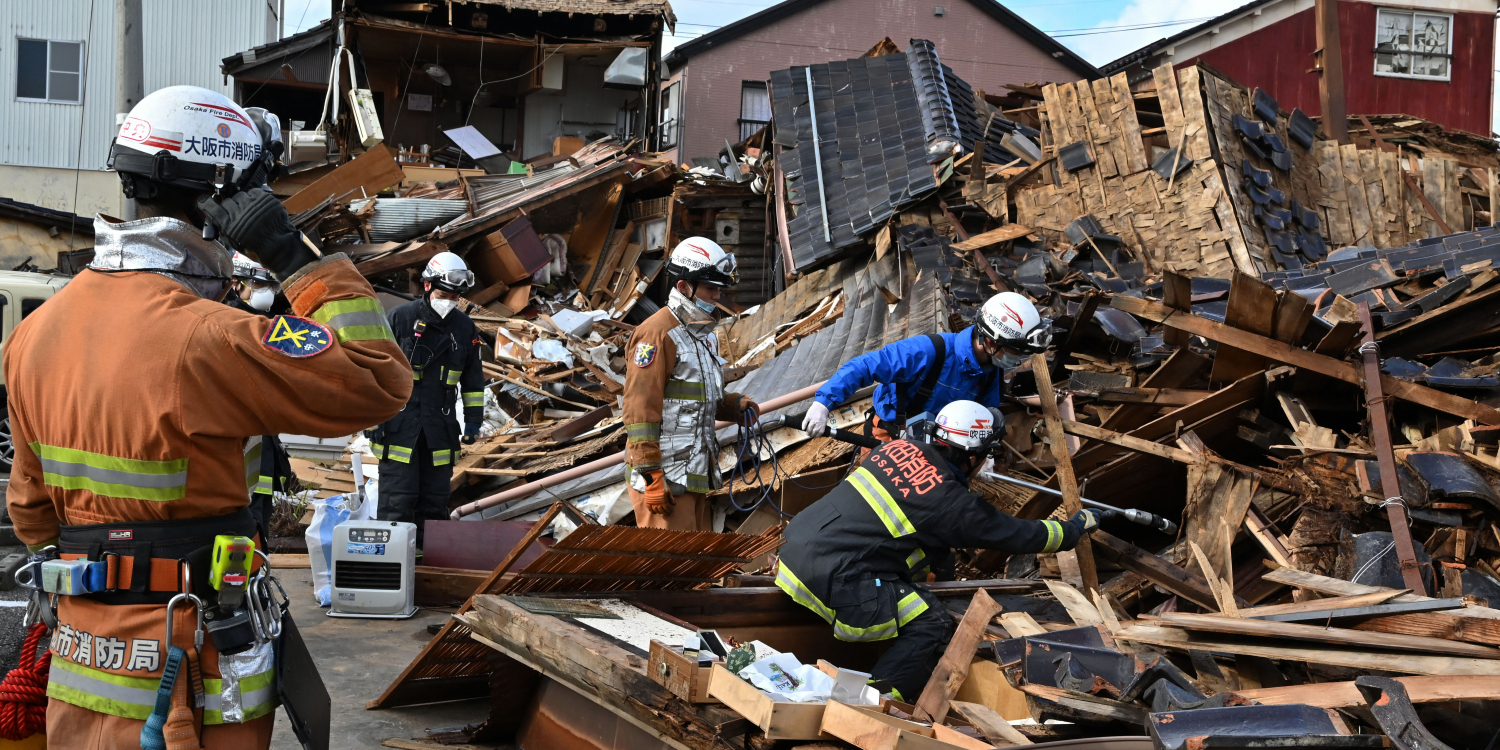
[306, 493, 356, 606]
[737, 653, 834, 703]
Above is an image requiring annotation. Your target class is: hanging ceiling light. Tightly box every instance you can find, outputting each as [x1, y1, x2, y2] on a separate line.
[425, 63, 452, 86]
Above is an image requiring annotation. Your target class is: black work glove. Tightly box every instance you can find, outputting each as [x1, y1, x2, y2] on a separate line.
[197, 188, 318, 280]
[461, 423, 480, 445]
[1070, 509, 1101, 533]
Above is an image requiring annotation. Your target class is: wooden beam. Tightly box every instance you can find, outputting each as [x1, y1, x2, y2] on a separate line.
[1117, 624, 1500, 675]
[1033, 354, 1099, 593]
[1235, 675, 1500, 708]
[951, 701, 1032, 746]
[1354, 611, 1500, 646]
[284, 143, 405, 214]
[1061, 419, 1307, 495]
[1091, 530, 1223, 611]
[1232, 590, 1404, 619]
[1109, 295, 1500, 424]
[1314, 0, 1348, 144]
[1088, 387, 1209, 406]
[951, 224, 1034, 252]
[1152, 612, 1500, 659]
[914, 589, 1002, 723]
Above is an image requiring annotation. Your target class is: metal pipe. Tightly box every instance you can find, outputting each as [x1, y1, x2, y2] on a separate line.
[804, 66, 831, 244]
[978, 471, 1178, 535]
[451, 380, 829, 519]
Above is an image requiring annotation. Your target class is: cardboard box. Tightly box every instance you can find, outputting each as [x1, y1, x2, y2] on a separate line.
[468, 216, 552, 286]
[647, 641, 716, 703]
[553, 136, 584, 157]
[706, 663, 829, 740]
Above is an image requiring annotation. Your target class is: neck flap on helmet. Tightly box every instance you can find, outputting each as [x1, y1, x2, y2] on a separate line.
[88, 215, 233, 300]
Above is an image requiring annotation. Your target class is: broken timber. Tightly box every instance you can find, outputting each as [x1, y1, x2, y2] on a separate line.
[1109, 295, 1500, 424]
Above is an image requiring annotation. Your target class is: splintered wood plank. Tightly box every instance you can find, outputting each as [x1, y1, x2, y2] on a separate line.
[1209, 271, 1279, 384]
[1445, 158, 1464, 231]
[1109, 73, 1150, 175]
[1378, 150, 1408, 246]
[1033, 354, 1099, 593]
[1358, 149, 1390, 248]
[1110, 295, 1500, 425]
[1153, 65, 1186, 151]
[1204, 167, 1257, 274]
[1082, 78, 1120, 178]
[1271, 290, 1314, 344]
[1041, 83, 1073, 146]
[1175, 66, 1211, 161]
[952, 702, 1032, 746]
[1116, 624, 1500, 675]
[1154, 612, 1500, 659]
[999, 612, 1048, 638]
[1340, 143, 1375, 246]
[1316, 142, 1354, 246]
[1092, 531, 1225, 611]
[1423, 156, 1448, 238]
[1354, 611, 1500, 645]
[1045, 580, 1105, 626]
[1162, 271, 1193, 347]
[914, 589, 1003, 723]
[1182, 463, 1256, 599]
[1236, 675, 1500, 708]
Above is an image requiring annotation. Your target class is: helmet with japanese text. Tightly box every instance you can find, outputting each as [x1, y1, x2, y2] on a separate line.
[667, 237, 738, 287]
[979, 291, 1052, 354]
[932, 400, 997, 455]
[231, 251, 275, 285]
[421, 251, 476, 293]
[108, 85, 283, 200]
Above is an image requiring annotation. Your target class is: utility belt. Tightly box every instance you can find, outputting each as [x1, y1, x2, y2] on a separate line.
[50, 509, 260, 606]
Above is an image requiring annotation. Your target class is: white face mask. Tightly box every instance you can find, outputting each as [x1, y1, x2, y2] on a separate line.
[248, 287, 276, 312]
[999, 351, 1025, 369]
[694, 297, 716, 315]
[430, 298, 458, 318]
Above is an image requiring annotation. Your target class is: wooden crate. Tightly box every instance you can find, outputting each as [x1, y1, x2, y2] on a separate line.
[647, 640, 716, 703]
[821, 701, 988, 750]
[706, 663, 829, 740]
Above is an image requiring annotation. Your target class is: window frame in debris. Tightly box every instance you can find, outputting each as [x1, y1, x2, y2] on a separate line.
[15, 38, 85, 105]
[1373, 8, 1453, 82]
[738, 80, 770, 142]
[660, 80, 681, 149]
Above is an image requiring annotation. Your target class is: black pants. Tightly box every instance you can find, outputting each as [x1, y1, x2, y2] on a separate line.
[830, 581, 952, 701]
[377, 433, 453, 547]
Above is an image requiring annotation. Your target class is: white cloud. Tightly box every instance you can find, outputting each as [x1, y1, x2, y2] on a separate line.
[1064, 0, 1249, 68]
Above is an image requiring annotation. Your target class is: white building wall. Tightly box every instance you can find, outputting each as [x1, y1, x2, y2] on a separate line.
[0, 0, 276, 216]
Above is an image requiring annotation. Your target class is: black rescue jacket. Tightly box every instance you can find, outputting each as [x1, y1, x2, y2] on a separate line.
[777, 439, 1081, 639]
[369, 297, 485, 467]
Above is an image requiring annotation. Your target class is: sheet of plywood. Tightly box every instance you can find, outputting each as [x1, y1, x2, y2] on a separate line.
[1109, 73, 1149, 175]
[283, 143, 405, 214]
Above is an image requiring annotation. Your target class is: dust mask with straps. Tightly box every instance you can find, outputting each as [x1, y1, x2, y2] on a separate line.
[430, 298, 458, 319]
[248, 287, 276, 312]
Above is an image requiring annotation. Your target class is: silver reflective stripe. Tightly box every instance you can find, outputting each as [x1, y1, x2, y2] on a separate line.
[896, 591, 928, 625]
[48, 660, 157, 713]
[324, 309, 387, 332]
[37, 458, 186, 489]
[202, 684, 274, 714]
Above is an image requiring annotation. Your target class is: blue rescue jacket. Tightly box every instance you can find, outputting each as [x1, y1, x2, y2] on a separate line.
[813, 326, 1002, 424]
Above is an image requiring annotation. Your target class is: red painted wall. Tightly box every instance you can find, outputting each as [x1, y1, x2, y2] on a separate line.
[1179, 1, 1494, 135]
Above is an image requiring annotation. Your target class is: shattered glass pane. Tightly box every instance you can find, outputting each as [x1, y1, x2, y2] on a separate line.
[1375, 9, 1449, 79]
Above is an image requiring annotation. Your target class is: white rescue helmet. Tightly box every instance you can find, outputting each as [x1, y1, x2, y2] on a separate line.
[231, 252, 276, 286]
[109, 85, 281, 198]
[421, 251, 476, 293]
[979, 292, 1052, 354]
[667, 237, 738, 287]
[933, 400, 997, 454]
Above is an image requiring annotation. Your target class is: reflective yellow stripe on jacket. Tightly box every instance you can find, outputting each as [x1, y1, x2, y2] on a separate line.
[1040, 520, 1065, 553]
[309, 297, 394, 343]
[847, 467, 916, 537]
[202, 669, 278, 724]
[775, 563, 834, 623]
[32, 442, 189, 502]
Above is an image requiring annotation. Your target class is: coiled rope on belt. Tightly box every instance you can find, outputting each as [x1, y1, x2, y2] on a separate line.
[0, 622, 52, 740]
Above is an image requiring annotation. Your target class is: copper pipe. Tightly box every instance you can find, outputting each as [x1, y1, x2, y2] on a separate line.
[450, 379, 829, 519]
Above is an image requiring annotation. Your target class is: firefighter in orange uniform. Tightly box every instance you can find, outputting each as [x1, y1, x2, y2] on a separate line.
[3, 86, 410, 748]
[622, 238, 757, 530]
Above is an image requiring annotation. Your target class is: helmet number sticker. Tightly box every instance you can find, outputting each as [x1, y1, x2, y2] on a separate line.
[263, 315, 333, 358]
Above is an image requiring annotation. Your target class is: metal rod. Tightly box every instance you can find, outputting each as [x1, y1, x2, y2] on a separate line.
[804, 66, 831, 244]
[1356, 302, 1428, 595]
[451, 380, 829, 518]
[978, 471, 1178, 535]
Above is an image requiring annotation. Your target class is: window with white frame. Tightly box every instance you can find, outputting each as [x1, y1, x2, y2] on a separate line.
[16, 39, 84, 104]
[739, 81, 770, 141]
[660, 80, 680, 149]
[1374, 8, 1452, 81]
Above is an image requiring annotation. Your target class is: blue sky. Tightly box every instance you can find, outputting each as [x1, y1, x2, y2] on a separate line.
[282, 0, 1499, 133]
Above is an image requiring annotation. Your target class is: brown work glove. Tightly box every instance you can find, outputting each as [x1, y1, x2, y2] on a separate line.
[643, 471, 673, 515]
[720, 393, 760, 422]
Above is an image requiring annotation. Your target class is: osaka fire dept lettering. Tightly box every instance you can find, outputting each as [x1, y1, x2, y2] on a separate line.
[52, 624, 162, 673]
[873, 442, 944, 497]
[182, 136, 261, 162]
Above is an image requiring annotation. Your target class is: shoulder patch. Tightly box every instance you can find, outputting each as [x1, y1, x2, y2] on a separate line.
[633, 342, 657, 368]
[263, 315, 333, 358]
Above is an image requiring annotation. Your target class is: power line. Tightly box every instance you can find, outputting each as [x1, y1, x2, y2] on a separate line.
[673, 14, 1213, 36]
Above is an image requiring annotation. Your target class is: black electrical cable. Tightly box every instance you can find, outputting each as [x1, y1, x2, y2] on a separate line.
[726, 406, 846, 517]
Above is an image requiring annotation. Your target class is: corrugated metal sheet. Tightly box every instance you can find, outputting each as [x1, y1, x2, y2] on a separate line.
[349, 198, 468, 242]
[0, 1, 273, 173]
